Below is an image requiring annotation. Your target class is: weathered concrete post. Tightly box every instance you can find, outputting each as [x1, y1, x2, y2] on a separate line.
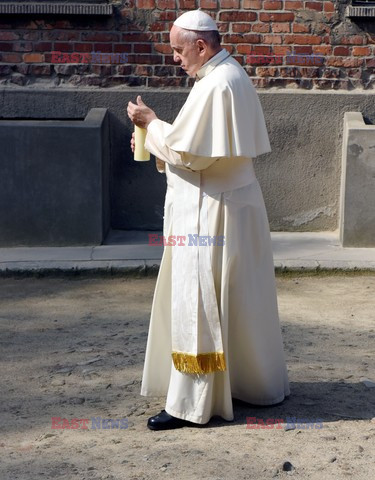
[340, 112, 375, 247]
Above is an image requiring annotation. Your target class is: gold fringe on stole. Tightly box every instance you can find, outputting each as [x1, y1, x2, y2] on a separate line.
[172, 351, 226, 374]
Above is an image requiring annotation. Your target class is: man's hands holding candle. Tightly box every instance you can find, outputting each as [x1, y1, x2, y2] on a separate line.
[131, 131, 164, 170]
[127, 95, 157, 129]
[128, 95, 162, 165]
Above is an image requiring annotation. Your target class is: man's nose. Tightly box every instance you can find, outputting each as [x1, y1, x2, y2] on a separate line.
[173, 52, 180, 63]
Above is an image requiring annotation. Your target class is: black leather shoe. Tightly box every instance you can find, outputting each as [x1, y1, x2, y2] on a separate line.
[147, 410, 189, 431]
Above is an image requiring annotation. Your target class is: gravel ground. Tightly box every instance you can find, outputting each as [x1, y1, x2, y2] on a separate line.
[0, 273, 374, 480]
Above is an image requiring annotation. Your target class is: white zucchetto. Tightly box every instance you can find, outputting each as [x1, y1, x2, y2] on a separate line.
[173, 9, 219, 32]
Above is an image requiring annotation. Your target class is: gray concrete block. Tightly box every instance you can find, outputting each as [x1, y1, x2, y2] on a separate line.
[340, 112, 375, 247]
[0, 108, 110, 246]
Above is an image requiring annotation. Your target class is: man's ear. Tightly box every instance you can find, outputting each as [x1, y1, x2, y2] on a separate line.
[197, 39, 206, 54]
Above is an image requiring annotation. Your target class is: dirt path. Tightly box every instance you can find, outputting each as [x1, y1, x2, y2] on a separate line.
[0, 274, 374, 480]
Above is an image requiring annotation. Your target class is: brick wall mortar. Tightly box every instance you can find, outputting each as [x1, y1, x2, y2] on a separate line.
[0, 0, 373, 89]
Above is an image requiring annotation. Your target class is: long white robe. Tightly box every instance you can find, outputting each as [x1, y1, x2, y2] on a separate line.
[140, 49, 290, 424]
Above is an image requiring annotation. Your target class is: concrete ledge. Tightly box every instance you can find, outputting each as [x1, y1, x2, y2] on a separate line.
[1, 231, 375, 275]
[0, 2, 113, 15]
[346, 5, 375, 17]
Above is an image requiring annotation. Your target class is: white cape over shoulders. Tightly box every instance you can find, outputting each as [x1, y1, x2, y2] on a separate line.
[163, 52, 272, 158]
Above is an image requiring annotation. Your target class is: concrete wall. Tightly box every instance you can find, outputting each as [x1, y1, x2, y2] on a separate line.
[1, 87, 375, 235]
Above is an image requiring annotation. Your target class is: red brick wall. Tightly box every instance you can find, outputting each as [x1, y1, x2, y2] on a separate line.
[0, 0, 373, 89]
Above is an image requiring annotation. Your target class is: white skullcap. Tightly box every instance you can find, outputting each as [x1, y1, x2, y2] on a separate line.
[173, 8, 218, 32]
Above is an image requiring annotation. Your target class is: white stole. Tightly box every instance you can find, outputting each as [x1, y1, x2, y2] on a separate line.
[170, 167, 226, 374]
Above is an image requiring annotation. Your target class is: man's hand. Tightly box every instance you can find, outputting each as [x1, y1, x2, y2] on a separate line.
[130, 131, 135, 153]
[155, 158, 165, 172]
[127, 95, 158, 129]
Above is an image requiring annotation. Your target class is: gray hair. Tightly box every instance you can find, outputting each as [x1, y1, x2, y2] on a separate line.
[178, 29, 221, 49]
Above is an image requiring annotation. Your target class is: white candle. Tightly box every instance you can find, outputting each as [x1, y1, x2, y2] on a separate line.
[134, 125, 150, 161]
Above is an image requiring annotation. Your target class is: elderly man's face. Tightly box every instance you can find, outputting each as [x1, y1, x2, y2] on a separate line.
[169, 25, 205, 77]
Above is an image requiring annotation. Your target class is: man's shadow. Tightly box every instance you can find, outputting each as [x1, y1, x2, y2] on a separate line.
[199, 380, 374, 428]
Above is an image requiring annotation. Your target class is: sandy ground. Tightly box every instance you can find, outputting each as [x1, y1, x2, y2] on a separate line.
[0, 273, 374, 480]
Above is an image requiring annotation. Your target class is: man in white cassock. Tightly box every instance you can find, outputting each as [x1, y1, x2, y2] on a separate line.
[127, 9, 290, 431]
